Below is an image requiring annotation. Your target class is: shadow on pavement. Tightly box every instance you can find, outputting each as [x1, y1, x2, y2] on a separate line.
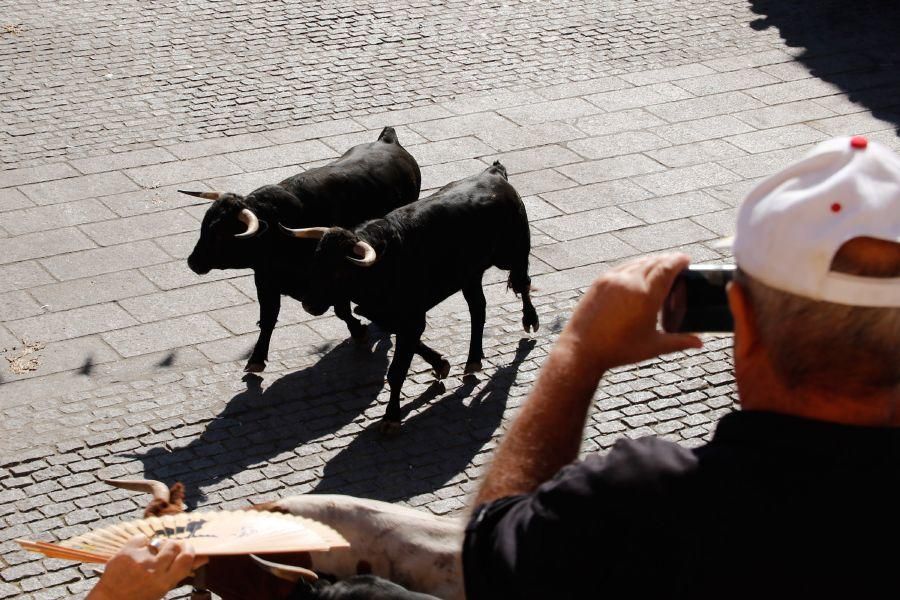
[749, 0, 900, 133]
[131, 331, 393, 505]
[311, 338, 537, 503]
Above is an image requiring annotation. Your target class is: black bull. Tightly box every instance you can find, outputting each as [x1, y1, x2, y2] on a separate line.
[282, 162, 539, 429]
[184, 127, 421, 372]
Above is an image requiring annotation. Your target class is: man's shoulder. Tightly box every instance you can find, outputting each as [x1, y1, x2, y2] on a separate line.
[578, 435, 700, 490]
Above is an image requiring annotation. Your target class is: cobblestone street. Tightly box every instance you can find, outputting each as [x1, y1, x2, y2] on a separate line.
[1, 0, 899, 597]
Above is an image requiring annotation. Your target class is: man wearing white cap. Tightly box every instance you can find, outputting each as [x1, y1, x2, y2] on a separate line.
[464, 136, 900, 598]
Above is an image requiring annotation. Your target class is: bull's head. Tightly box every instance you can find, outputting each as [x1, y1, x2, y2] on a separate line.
[277, 225, 377, 316]
[183, 190, 267, 275]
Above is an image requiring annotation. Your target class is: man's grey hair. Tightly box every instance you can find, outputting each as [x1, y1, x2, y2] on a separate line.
[734, 269, 900, 392]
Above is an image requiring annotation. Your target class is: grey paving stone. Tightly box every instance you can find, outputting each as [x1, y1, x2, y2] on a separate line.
[534, 206, 643, 241]
[575, 108, 667, 137]
[535, 76, 631, 100]
[0, 336, 119, 382]
[225, 140, 336, 172]
[154, 231, 200, 260]
[702, 49, 793, 73]
[18, 172, 139, 207]
[674, 68, 780, 96]
[521, 196, 562, 221]
[650, 115, 756, 145]
[619, 63, 716, 86]
[0, 188, 34, 212]
[474, 121, 586, 153]
[139, 261, 238, 291]
[101, 314, 231, 357]
[745, 78, 841, 105]
[584, 82, 694, 113]
[718, 144, 816, 179]
[167, 133, 272, 160]
[7, 303, 138, 344]
[613, 219, 716, 252]
[99, 182, 213, 218]
[3, 200, 116, 236]
[125, 156, 243, 189]
[725, 124, 828, 154]
[556, 154, 664, 185]
[811, 94, 868, 117]
[0, 164, 79, 189]
[0, 228, 95, 266]
[533, 233, 639, 270]
[704, 177, 765, 207]
[632, 163, 742, 196]
[210, 298, 314, 335]
[644, 139, 747, 169]
[621, 191, 728, 224]
[759, 61, 815, 82]
[492, 145, 582, 173]
[540, 179, 654, 214]
[406, 137, 495, 166]
[80, 209, 198, 248]
[31, 271, 157, 313]
[507, 169, 578, 197]
[39, 240, 170, 281]
[420, 159, 488, 191]
[440, 89, 546, 115]
[691, 208, 739, 237]
[408, 112, 517, 142]
[204, 166, 302, 195]
[357, 105, 454, 130]
[807, 112, 898, 136]
[69, 148, 178, 175]
[0, 262, 55, 295]
[0, 290, 42, 322]
[197, 321, 323, 363]
[263, 119, 365, 146]
[732, 100, 837, 129]
[119, 281, 250, 324]
[319, 127, 428, 153]
[646, 91, 765, 123]
[499, 98, 602, 126]
[567, 131, 671, 160]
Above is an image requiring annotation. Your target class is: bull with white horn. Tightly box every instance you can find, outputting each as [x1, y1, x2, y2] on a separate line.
[183, 127, 421, 373]
[102, 478, 462, 600]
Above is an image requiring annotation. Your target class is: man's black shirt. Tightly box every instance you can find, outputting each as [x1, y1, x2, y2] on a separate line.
[464, 410, 900, 599]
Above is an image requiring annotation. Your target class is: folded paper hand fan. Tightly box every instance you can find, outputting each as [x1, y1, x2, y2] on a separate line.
[17, 510, 349, 564]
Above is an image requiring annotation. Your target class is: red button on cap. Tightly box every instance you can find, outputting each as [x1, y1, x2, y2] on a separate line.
[831, 202, 842, 213]
[850, 136, 868, 149]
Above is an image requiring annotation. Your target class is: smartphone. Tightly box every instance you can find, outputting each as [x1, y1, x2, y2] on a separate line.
[661, 265, 735, 333]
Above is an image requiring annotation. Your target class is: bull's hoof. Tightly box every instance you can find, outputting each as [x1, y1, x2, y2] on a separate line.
[350, 324, 369, 344]
[522, 309, 540, 333]
[432, 359, 451, 380]
[464, 360, 483, 374]
[244, 361, 266, 373]
[379, 419, 402, 434]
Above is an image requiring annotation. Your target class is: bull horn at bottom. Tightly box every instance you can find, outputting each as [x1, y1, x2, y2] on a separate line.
[235, 208, 260, 238]
[250, 554, 318, 583]
[279, 224, 329, 240]
[103, 478, 171, 502]
[178, 190, 221, 200]
[348, 240, 377, 267]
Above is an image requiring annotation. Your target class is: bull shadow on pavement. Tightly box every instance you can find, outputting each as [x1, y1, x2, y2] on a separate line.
[310, 338, 537, 503]
[131, 331, 393, 506]
[749, 0, 900, 133]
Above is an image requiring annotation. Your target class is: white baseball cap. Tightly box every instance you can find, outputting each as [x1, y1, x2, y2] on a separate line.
[732, 135, 900, 307]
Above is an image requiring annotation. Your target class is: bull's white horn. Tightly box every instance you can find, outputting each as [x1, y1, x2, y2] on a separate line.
[278, 224, 329, 240]
[348, 240, 377, 267]
[178, 190, 221, 201]
[103, 478, 171, 502]
[250, 554, 318, 583]
[234, 208, 260, 238]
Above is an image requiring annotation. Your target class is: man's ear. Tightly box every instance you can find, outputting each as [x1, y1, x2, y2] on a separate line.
[727, 280, 759, 362]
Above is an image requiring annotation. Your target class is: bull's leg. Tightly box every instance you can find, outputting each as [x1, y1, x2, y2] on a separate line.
[246, 277, 281, 373]
[416, 341, 450, 379]
[462, 280, 487, 373]
[382, 321, 425, 432]
[509, 266, 539, 333]
[334, 299, 368, 342]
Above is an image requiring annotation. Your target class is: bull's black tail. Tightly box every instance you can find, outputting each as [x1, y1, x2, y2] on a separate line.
[378, 126, 398, 144]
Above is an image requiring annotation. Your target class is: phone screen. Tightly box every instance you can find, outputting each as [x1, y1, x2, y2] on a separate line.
[661, 265, 735, 333]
